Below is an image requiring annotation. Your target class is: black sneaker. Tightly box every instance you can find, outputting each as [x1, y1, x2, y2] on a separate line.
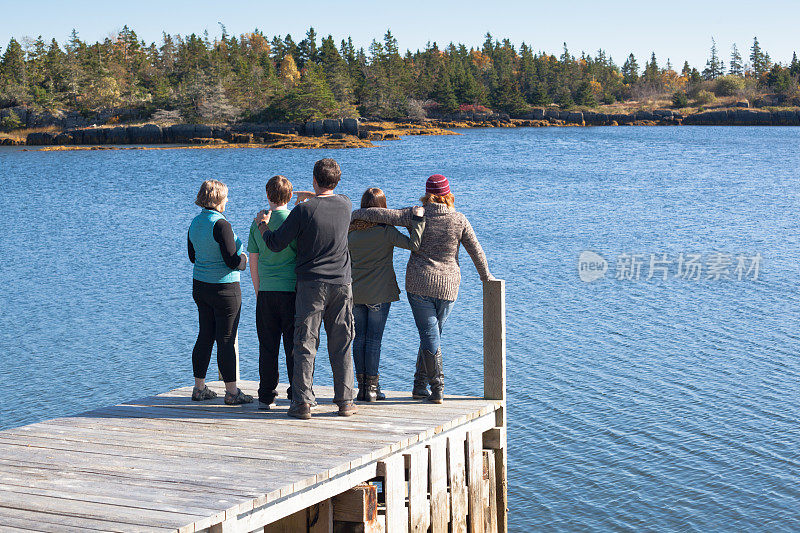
[288, 402, 312, 420]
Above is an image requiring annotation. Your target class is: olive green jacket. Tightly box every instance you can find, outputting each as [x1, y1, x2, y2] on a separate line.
[348, 216, 425, 305]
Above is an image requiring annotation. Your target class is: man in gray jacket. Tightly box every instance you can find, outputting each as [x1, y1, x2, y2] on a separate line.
[255, 158, 357, 419]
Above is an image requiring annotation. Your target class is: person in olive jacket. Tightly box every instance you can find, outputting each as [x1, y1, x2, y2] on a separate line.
[348, 188, 425, 401]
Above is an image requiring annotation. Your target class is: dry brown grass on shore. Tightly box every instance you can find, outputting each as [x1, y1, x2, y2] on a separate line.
[0, 125, 60, 142]
[29, 133, 375, 152]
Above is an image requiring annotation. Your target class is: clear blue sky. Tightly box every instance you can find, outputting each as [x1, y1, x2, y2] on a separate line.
[1, 0, 798, 68]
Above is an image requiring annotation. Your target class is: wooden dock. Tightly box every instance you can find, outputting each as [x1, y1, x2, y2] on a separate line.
[0, 280, 507, 533]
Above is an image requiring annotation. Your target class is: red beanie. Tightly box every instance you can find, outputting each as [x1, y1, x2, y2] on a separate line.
[426, 174, 451, 196]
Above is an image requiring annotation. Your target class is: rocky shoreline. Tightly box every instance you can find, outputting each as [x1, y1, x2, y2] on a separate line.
[5, 106, 800, 150]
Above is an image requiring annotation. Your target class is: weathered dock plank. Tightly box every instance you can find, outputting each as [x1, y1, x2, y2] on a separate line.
[0, 381, 500, 532]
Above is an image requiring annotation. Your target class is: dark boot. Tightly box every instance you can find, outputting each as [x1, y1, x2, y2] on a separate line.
[412, 349, 429, 399]
[364, 375, 379, 402]
[423, 348, 444, 404]
[374, 375, 386, 401]
[356, 373, 366, 402]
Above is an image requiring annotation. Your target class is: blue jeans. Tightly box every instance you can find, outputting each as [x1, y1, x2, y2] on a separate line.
[407, 292, 455, 355]
[352, 302, 392, 376]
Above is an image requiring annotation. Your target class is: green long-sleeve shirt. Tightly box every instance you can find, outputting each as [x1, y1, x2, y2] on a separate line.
[247, 208, 297, 292]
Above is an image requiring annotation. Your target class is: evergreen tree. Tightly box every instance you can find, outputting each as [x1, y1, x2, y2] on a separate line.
[282, 34, 298, 64]
[493, 77, 528, 115]
[555, 86, 574, 109]
[681, 61, 691, 77]
[482, 33, 495, 59]
[575, 81, 597, 107]
[529, 82, 550, 106]
[766, 64, 793, 94]
[621, 53, 638, 84]
[643, 52, 660, 83]
[750, 37, 768, 77]
[703, 37, 724, 80]
[1, 38, 26, 85]
[729, 44, 743, 76]
[790, 52, 800, 78]
[298, 27, 318, 68]
[318, 35, 352, 103]
[433, 71, 458, 113]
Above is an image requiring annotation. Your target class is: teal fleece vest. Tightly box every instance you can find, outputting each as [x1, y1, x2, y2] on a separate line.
[189, 209, 243, 284]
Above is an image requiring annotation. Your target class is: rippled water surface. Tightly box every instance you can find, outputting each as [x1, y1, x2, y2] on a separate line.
[2, 127, 800, 531]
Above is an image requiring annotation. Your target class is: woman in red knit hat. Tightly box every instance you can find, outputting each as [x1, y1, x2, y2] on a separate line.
[350, 174, 494, 403]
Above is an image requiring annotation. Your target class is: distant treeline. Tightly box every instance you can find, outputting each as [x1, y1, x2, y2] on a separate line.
[1, 26, 799, 129]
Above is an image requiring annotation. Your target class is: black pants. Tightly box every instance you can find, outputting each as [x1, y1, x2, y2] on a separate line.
[256, 291, 296, 403]
[192, 279, 241, 383]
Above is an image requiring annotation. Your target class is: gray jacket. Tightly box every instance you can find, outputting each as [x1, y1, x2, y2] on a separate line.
[351, 203, 490, 301]
[348, 217, 425, 305]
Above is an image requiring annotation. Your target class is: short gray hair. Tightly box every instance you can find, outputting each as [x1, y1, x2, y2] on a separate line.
[195, 180, 228, 209]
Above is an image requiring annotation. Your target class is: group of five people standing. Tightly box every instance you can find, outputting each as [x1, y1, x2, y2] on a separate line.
[187, 158, 493, 420]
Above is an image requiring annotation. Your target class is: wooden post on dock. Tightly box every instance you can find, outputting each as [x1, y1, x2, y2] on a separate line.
[483, 279, 507, 532]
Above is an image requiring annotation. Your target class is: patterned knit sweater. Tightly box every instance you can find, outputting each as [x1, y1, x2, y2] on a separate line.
[351, 203, 491, 301]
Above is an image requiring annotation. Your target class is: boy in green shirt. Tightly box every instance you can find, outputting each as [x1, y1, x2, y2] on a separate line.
[248, 175, 298, 408]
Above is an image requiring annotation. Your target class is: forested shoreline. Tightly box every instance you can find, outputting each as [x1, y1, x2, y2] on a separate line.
[1, 26, 799, 134]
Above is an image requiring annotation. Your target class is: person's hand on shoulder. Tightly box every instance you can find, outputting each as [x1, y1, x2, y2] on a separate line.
[255, 209, 271, 227]
[412, 206, 425, 217]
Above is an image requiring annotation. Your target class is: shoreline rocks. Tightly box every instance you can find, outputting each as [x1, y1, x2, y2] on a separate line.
[16, 107, 800, 148]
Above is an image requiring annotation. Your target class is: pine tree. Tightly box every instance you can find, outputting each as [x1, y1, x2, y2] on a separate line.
[575, 81, 597, 107]
[750, 37, 767, 77]
[790, 52, 800, 78]
[298, 27, 318, 68]
[621, 53, 638, 84]
[703, 37, 724, 80]
[319, 35, 353, 104]
[282, 34, 298, 64]
[433, 71, 458, 113]
[1, 38, 27, 85]
[493, 77, 528, 115]
[643, 52, 659, 82]
[529, 82, 550, 106]
[729, 44, 743, 76]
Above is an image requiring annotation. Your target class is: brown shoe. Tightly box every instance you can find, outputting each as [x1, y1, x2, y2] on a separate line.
[288, 402, 312, 419]
[338, 401, 358, 417]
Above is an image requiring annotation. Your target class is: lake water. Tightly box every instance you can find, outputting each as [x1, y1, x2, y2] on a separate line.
[1, 126, 800, 531]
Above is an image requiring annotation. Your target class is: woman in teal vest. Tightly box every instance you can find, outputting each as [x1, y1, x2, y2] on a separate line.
[187, 179, 252, 405]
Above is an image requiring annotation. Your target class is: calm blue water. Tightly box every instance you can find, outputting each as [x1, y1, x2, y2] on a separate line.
[2, 127, 800, 531]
